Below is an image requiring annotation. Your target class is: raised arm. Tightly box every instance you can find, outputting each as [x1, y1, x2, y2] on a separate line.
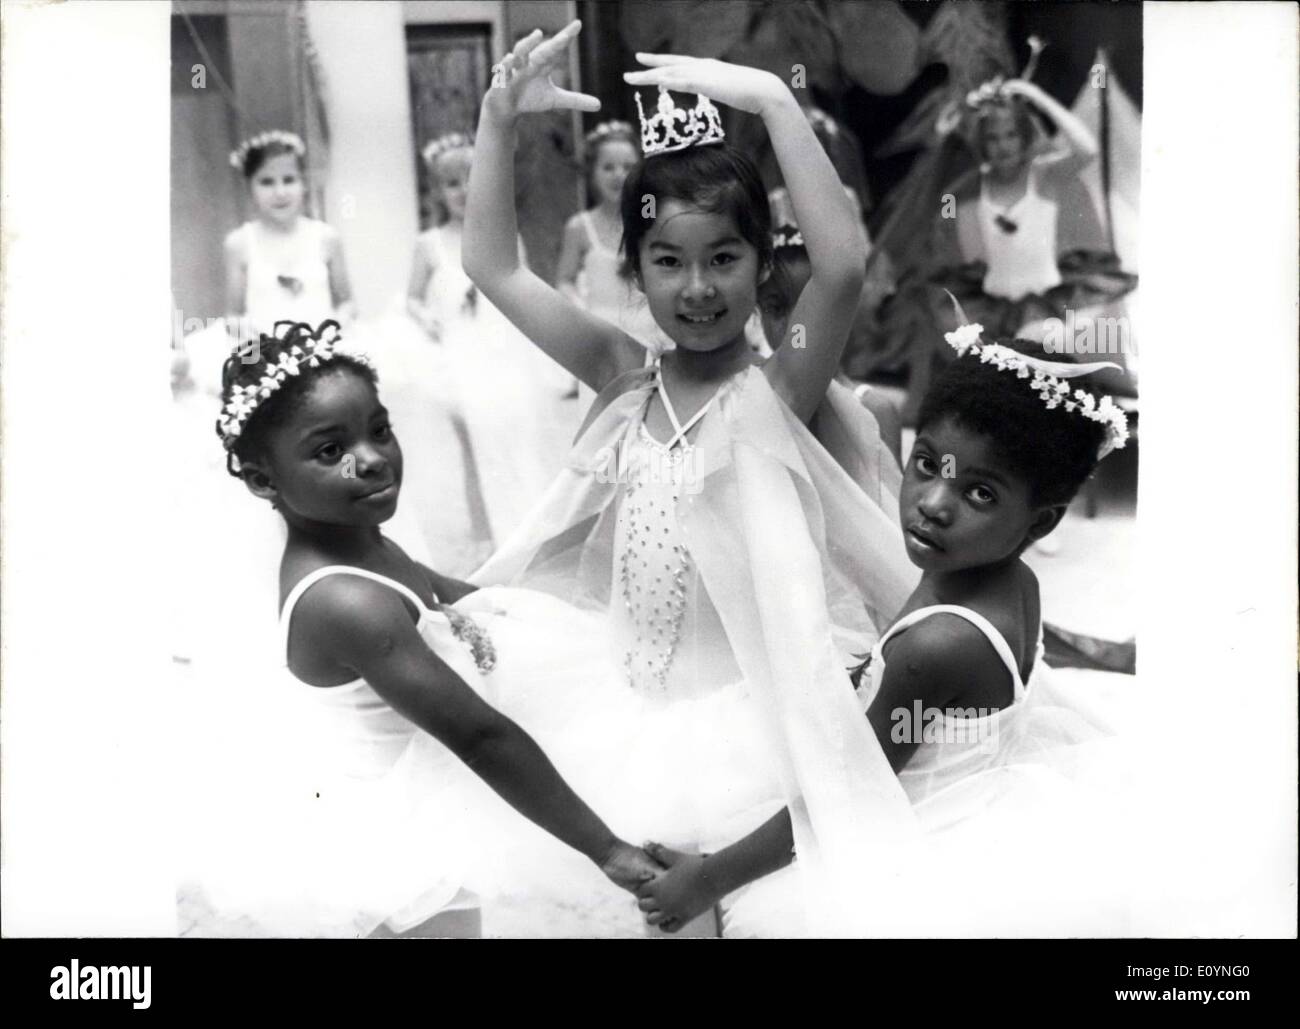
[299, 576, 658, 891]
[1002, 79, 1098, 180]
[462, 22, 644, 392]
[624, 56, 865, 422]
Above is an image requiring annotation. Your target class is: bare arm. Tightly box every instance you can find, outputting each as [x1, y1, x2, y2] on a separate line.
[462, 24, 643, 392]
[554, 214, 589, 304]
[405, 238, 440, 337]
[223, 229, 247, 321]
[297, 577, 649, 882]
[1003, 79, 1097, 181]
[325, 229, 357, 322]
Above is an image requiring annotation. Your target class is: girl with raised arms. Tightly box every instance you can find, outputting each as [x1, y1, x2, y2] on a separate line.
[461, 22, 918, 934]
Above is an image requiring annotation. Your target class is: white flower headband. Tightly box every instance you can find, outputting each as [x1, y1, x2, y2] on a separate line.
[422, 132, 474, 166]
[217, 321, 361, 462]
[964, 36, 1046, 111]
[229, 130, 305, 172]
[942, 320, 1129, 459]
[772, 225, 804, 250]
[585, 120, 637, 148]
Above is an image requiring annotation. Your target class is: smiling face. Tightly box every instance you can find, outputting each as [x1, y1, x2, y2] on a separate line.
[899, 415, 1057, 573]
[252, 369, 403, 527]
[592, 139, 638, 207]
[637, 199, 765, 353]
[249, 152, 305, 226]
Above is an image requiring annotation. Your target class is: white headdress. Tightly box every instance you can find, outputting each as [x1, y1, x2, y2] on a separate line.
[942, 294, 1129, 459]
[634, 87, 725, 157]
[229, 130, 305, 172]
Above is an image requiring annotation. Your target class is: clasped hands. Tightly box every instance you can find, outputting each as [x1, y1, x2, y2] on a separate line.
[602, 839, 719, 934]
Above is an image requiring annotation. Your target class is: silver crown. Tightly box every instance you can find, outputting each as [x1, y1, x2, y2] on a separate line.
[635, 87, 725, 157]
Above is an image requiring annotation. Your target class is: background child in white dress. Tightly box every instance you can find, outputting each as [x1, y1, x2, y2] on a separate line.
[405, 132, 577, 553]
[556, 120, 669, 355]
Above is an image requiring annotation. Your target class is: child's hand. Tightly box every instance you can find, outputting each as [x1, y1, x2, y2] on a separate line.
[486, 20, 600, 120]
[635, 842, 719, 932]
[599, 839, 664, 895]
[623, 54, 786, 116]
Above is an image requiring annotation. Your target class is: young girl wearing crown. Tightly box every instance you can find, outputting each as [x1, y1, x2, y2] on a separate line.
[635, 321, 1136, 936]
[181, 320, 662, 937]
[401, 131, 577, 557]
[460, 22, 918, 935]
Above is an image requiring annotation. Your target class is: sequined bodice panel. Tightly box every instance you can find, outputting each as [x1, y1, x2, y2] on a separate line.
[611, 425, 739, 699]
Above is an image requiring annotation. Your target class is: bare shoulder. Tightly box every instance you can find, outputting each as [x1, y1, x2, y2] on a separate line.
[888, 614, 991, 676]
[883, 613, 1009, 706]
[290, 573, 418, 659]
[223, 225, 248, 256]
[562, 213, 590, 245]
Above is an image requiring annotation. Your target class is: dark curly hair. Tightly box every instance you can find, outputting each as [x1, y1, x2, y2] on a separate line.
[619, 141, 772, 283]
[915, 338, 1106, 507]
[216, 320, 377, 479]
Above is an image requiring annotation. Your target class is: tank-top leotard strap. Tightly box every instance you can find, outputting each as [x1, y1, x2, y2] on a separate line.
[580, 210, 611, 254]
[877, 604, 1030, 701]
[279, 566, 439, 660]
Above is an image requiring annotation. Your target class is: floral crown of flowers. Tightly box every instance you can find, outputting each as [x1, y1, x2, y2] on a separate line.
[421, 132, 475, 166]
[217, 321, 366, 461]
[942, 308, 1128, 460]
[585, 120, 638, 149]
[635, 86, 725, 158]
[772, 224, 804, 251]
[229, 130, 306, 172]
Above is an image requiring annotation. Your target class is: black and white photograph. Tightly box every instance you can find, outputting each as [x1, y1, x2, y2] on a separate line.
[2, 0, 1296, 968]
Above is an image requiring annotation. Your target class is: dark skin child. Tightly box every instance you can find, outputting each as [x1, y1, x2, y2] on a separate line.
[638, 415, 1065, 929]
[238, 366, 663, 895]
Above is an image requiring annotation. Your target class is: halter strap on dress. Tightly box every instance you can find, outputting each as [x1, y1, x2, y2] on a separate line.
[651, 372, 722, 451]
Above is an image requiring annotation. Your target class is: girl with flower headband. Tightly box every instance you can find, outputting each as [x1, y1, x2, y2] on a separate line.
[183, 320, 663, 937]
[637, 321, 1137, 936]
[401, 130, 577, 556]
[461, 21, 918, 935]
[555, 120, 671, 364]
[187, 132, 357, 394]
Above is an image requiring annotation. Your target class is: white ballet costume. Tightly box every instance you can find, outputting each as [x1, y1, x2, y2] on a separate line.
[418, 225, 579, 549]
[975, 162, 1063, 302]
[725, 603, 1139, 937]
[468, 363, 921, 934]
[179, 566, 618, 936]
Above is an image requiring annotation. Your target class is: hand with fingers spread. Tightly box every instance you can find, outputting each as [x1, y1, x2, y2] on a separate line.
[487, 20, 600, 120]
[623, 53, 786, 117]
[634, 842, 720, 932]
